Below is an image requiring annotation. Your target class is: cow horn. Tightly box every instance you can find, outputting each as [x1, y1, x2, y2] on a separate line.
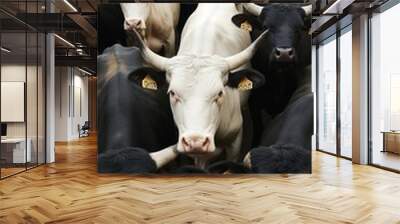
[225, 29, 269, 71]
[301, 4, 312, 16]
[243, 3, 263, 16]
[130, 29, 168, 71]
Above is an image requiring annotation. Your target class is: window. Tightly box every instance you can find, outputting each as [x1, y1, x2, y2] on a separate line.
[317, 35, 337, 154]
[370, 3, 400, 171]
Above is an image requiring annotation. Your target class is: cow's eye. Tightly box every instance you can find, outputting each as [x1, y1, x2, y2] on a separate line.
[169, 90, 180, 103]
[218, 91, 223, 98]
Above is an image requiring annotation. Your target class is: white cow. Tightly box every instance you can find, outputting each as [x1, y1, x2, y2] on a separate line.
[134, 3, 268, 169]
[120, 3, 180, 57]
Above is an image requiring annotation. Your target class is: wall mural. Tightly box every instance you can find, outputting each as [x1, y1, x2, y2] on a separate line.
[97, 2, 313, 174]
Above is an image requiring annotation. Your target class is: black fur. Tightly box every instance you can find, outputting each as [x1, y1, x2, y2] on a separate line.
[97, 45, 178, 173]
[174, 166, 208, 174]
[227, 68, 265, 89]
[98, 147, 157, 173]
[250, 144, 311, 173]
[98, 4, 127, 54]
[172, 161, 250, 174]
[208, 161, 250, 174]
[232, 5, 313, 173]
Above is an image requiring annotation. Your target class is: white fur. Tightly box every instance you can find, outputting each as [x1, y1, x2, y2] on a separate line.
[135, 3, 259, 168]
[120, 3, 180, 57]
[150, 144, 178, 169]
[168, 4, 252, 167]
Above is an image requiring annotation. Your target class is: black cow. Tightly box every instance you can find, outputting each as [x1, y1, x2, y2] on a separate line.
[231, 4, 313, 173]
[98, 4, 127, 54]
[97, 44, 179, 173]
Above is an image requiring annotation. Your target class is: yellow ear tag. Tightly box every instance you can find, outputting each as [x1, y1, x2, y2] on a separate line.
[238, 77, 253, 91]
[240, 21, 252, 32]
[142, 75, 157, 90]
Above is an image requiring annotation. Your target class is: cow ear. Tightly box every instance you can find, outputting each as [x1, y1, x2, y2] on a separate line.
[129, 67, 166, 91]
[294, 7, 311, 31]
[227, 68, 265, 91]
[297, 7, 312, 23]
[231, 14, 262, 32]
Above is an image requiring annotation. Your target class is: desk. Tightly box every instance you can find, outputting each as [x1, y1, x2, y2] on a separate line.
[1, 138, 31, 163]
[382, 131, 400, 154]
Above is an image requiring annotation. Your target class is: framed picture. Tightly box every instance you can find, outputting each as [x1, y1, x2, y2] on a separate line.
[97, 2, 313, 174]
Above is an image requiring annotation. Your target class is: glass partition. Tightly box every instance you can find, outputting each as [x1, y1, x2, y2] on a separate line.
[1, 30, 28, 178]
[27, 31, 38, 169]
[0, 1, 46, 179]
[37, 32, 45, 165]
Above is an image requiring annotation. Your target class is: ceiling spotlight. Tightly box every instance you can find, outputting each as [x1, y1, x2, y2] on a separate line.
[323, 0, 355, 15]
[63, 0, 78, 12]
[78, 67, 93, 76]
[54, 34, 75, 48]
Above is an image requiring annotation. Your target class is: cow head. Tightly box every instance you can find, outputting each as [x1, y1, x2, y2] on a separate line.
[232, 4, 311, 66]
[130, 29, 267, 156]
[120, 3, 150, 38]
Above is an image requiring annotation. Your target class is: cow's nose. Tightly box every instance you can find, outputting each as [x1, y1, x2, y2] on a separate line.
[125, 19, 146, 30]
[273, 47, 295, 62]
[181, 135, 210, 154]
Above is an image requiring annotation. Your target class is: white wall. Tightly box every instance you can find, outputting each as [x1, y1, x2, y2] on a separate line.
[1, 65, 40, 138]
[55, 67, 69, 141]
[55, 67, 89, 141]
[72, 73, 89, 138]
[1, 65, 26, 137]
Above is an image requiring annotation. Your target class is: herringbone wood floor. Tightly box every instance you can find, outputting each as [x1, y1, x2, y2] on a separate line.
[1, 135, 400, 224]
